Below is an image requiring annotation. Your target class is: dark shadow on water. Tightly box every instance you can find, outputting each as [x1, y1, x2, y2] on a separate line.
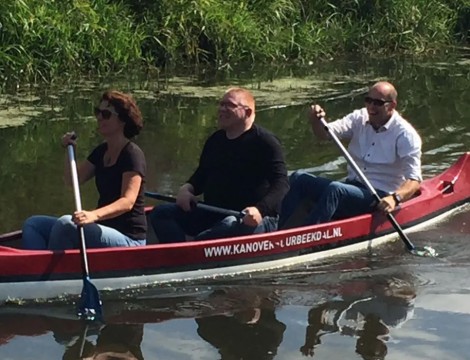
[0, 286, 284, 359]
[195, 289, 286, 360]
[61, 323, 144, 360]
[300, 276, 416, 359]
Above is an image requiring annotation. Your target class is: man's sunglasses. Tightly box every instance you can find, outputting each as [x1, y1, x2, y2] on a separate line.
[364, 97, 392, 107]
[94, 107, 116, 119]
[219, 101, 250, 110]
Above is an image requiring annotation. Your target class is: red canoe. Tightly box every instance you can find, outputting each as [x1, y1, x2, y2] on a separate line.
[1, 153, 470, 303]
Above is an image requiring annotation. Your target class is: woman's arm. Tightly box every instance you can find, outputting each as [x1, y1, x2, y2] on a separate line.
[72, 171, 142, 225]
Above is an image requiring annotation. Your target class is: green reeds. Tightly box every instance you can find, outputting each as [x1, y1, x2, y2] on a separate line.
[0, 0, 468, 84]
[0, 0, 145, 84]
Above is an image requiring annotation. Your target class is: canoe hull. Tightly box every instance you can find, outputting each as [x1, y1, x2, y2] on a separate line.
[2, 153, 470, 302]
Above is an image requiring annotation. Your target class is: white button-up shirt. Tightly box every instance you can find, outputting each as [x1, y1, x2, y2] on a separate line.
[328, 108, 422, 193]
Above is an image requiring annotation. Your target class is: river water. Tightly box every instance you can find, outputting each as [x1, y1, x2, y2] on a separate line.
[1, 57, 470, 359]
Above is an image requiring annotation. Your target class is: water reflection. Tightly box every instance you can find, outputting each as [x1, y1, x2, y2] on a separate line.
[196, 296, 286, 360]
[62, 324, 144, 360]
[0, 273, 426, 360]
[172, 285, 284, 359]
[196, 309, 286, 360]
[0, 311, 144, 360]
[300, 278, 415, 359]
[0, 286, 285, 359]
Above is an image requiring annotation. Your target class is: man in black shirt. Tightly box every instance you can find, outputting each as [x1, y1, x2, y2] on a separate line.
[149, 87, 289, 243]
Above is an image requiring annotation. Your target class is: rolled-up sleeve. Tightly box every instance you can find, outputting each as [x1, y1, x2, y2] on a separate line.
[397, 130, 422, 182]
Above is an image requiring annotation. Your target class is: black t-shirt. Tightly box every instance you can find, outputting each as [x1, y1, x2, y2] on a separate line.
[87, 142, 147, 240]
[187, 125, 289, 217]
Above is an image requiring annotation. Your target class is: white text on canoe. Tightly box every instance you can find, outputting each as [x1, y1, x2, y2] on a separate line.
[204, 227, 343, 258]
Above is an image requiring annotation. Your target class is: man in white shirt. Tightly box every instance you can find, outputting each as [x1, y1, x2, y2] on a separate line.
[279, 81, 422, 228]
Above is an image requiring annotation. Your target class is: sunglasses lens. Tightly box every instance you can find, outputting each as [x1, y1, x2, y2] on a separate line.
[219, 101, 238, 109]
[101, 110, 112, 119]
[365, 97, 386, 106]
[94, 107, 113, 119]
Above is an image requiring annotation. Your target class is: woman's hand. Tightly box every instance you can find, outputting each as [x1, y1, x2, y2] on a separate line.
[61, 132, 77, 148]
[72, 210, 99, 225]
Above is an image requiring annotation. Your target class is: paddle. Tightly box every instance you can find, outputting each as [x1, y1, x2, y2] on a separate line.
[145, 192, 244, 218]
[319, 117, 437, 257]
[67, 143, 103, 320]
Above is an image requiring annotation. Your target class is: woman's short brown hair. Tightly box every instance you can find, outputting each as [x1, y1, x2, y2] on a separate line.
[101, 90, 143, 139]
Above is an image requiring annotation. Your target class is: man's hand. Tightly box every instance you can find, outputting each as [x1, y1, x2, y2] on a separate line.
[376, 195, 396, 214]
[309, 105, 331, 141]
[309, 104, 326, 121]
[242, 207, 262, 226]
[176, 186, 196, 212]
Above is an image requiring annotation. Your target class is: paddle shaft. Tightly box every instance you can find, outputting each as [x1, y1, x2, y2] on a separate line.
[67, 144, 103, 320]
[145, 192, 244, 218]
[67, 145, 92, 275]
[319, 118, 416, 252]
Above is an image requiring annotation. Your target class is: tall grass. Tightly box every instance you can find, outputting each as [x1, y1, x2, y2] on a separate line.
[0, 0, 468, 84]
[0, 0, 145, 84]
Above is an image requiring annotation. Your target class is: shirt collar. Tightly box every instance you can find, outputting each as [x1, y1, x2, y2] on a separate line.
[366, 110, 398, 132]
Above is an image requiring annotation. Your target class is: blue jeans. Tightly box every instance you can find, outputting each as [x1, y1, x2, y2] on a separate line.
[279, 171, 387, 228]
[149, 203, 278, 243]
[22, 215, 146, 250]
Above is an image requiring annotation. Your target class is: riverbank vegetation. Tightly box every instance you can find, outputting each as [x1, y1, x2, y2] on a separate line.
[1, 0, 468, 84]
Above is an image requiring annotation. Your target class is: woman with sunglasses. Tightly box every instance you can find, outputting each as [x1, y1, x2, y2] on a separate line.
[22, 90, 147, 250]
[279, 81, 422, 228]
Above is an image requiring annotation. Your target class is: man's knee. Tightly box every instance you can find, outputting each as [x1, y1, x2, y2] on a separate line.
[288, 172, 320, 196]
[289, 171, 313, 186]
[326, 181, 348, 194]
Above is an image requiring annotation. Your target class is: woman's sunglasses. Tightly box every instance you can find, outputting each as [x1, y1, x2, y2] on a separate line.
[94, 107, 116, 119]
[364, 96, 392, 107]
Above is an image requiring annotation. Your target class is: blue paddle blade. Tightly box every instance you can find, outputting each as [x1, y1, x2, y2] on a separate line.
[77, 277, 103, 321]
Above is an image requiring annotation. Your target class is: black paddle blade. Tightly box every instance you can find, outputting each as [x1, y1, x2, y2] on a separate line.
[410, 245, 438, 257]
[77, 277, 103, 321]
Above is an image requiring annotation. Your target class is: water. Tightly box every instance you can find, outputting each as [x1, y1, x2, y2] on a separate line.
[1, 57, 470, 359]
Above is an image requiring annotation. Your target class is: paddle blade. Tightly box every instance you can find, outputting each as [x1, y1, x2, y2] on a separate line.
[411, 245, 438, 257]
[77, 277, 103, 321]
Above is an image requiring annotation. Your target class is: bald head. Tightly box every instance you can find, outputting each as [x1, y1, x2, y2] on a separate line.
[370, 81, 398, 102]
[225, 87, 255, 112]
[218, 87, 256, 138]
[365, 81, 398, 128]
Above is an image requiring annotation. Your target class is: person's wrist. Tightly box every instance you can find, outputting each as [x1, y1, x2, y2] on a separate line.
[392, 192, 402, 205]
